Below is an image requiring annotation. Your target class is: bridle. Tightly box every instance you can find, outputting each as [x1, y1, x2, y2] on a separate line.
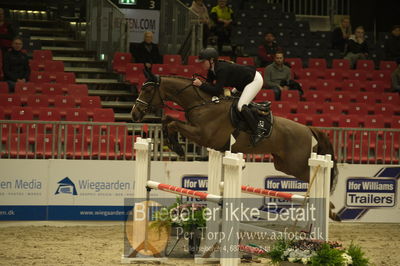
[133, 75, 220, 116]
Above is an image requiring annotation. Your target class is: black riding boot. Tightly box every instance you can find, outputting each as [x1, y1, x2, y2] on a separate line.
[241, 105, 267, 146]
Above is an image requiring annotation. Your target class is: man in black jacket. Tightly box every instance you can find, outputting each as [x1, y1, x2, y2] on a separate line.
[385, 25, 400, 62]
[131, 31, 162, 68]
[3, 37, 30, 92]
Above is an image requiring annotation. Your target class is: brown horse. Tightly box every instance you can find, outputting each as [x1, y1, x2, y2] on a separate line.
[130, 74, 340, 219]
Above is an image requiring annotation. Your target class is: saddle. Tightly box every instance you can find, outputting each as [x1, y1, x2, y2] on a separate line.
[229, 99, 273, 141]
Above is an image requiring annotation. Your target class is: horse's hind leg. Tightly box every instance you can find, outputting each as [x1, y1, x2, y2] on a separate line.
[162, 116, 185, 156]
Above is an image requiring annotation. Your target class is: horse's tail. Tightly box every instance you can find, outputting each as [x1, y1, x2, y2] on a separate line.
[309, 127, 338, 193]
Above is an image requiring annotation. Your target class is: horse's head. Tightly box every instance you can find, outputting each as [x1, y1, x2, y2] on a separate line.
[130, 68, 163, 122]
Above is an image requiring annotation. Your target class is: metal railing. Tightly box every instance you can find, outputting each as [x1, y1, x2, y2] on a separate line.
[1, 120, 399, 164]
[159, 0, 203, 60]
[85, 0, 128, 67]
[269, 0, 350, 16]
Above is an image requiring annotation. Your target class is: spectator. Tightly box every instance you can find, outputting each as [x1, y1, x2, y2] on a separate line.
[3, 37, 30, 92]
[385, 25, 400, 62]
[0, 8, 15, 53]
[264, 52, 303, 100]
[344, 26, 368, 68]
[210, 0, 234, 54]
[132, 31, 162, 68]
[189, 0, 211, 48]
[392, 59, 400, 93]
[257, 32, 282, 67]
[332, 17, 352, 53]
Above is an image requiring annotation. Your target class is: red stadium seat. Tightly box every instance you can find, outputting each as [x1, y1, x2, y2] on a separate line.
[390, 116, 400, 128]
[348, 69, 367, 81]
[35, 134, 57, 158]
[42, 83, 63, 95]
[5, 134, 34, 158]
[176, 65, 196, 77]
[90, 135, 117, 159]
[281, 90, 300, 102]
[29, 60, 45, 71]
[379, 61, 397, 71]
[364, 81, 385, 93]
[315, 79, 338, 92]
[152, 64, 169, 75]
[67, 84, 88, 96]
[125, 63, 145, 85]
[187, 55, 201, 66]
[30, 71, 51, 83]
[271, 101, 295, 115]
[33, 50, 53, 61]
[44, 60, 64, 72]
[15, 82, 37, 94]
[379, 93, 399, 105]
[236, 57, 255, 66]
[341, 79, 362, 92]
[26, 95, 49, 108]
[80, 96, 101, 109]
[65, 108, 88, 121]
[302, 91, 331, 102]
[38, 108, 61, 134]
[296, 79, 314, 91]
[347, 103, 369, 116]
[65, 135, 89, 159]
[338, 115, 361, 128]
[296, 68, 319, 80]
[353, 92, 377, 104]
[54, 95, 76, 108]
[297, 101, 318, 115]
[375, 140, 399, 164]
[286, 113, 308, 125]
[308, 58, 327, 69]
[346, 140, 371, 164]
[255, 90, 275, 102]
[325, 69, 344, 81]
[310, 114, 334, 127]
[321, 102, 344, 116]
[356, 59, 375, 71]
[56, 72, 75, 83]
[332, 59, 350, 70]
[93, 108, 115, 122]
[112, 52, 132, 73]
[330, 91, 352, 103]
[373, 104, 395, 117]
[164, 54, 182, 65]
[363, 115, 385, 128]
[285, 58, 303, 71]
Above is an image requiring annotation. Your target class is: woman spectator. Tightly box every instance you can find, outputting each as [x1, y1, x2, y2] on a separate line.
[3, 37, 30, 92]
[190, 0, 211, 48]
[385, 25, 400, 62]
[344, 26, 368, 69]
[257, 32, 282, 67]
[332, 17, 352, 53]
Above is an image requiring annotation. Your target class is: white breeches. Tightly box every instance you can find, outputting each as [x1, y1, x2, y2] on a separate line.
[237, 71, 264, 111]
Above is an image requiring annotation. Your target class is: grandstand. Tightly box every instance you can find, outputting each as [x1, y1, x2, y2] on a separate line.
[0, 0, 399, 164]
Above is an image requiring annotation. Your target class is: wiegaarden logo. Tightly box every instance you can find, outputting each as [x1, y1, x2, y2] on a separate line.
[55, 177, 78, 195]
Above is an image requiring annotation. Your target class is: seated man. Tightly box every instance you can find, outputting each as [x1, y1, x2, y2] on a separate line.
[132, 31, 162, 68]
[264, 52, 302, 101]
[3, 37, 30, 92]
[344, 26, 368, 69]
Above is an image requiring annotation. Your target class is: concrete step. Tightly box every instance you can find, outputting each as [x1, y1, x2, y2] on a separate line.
[53, 56, 103, 63]
[64, 67, 108, 73]
[18, 19, 62, 27]
[41, 46, 85, 51]
[77, 78, 120, 84]
[102, 101, 134, 109]
[89, 89, 132, 97]
[31, 36, 85, 45]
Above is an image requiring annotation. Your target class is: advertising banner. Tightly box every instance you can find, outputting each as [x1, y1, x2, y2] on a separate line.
[120, 8, 160, 43]
[0, 159, 399, 222]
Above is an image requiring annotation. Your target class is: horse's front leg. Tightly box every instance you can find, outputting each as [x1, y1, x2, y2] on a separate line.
[162, 116, 183, 155]
[163, 119, 201, 156]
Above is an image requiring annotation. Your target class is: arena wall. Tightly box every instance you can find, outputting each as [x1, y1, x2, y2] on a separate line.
[0, 160, 398, 222]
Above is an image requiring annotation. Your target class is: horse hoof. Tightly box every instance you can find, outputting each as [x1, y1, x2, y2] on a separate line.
[172, 144, 185, 157]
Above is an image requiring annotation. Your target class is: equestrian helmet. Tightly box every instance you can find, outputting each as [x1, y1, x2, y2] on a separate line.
[199, 47, 218, 61]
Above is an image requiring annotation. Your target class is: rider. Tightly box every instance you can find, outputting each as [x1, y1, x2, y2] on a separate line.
[192, 47, 269, 145]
